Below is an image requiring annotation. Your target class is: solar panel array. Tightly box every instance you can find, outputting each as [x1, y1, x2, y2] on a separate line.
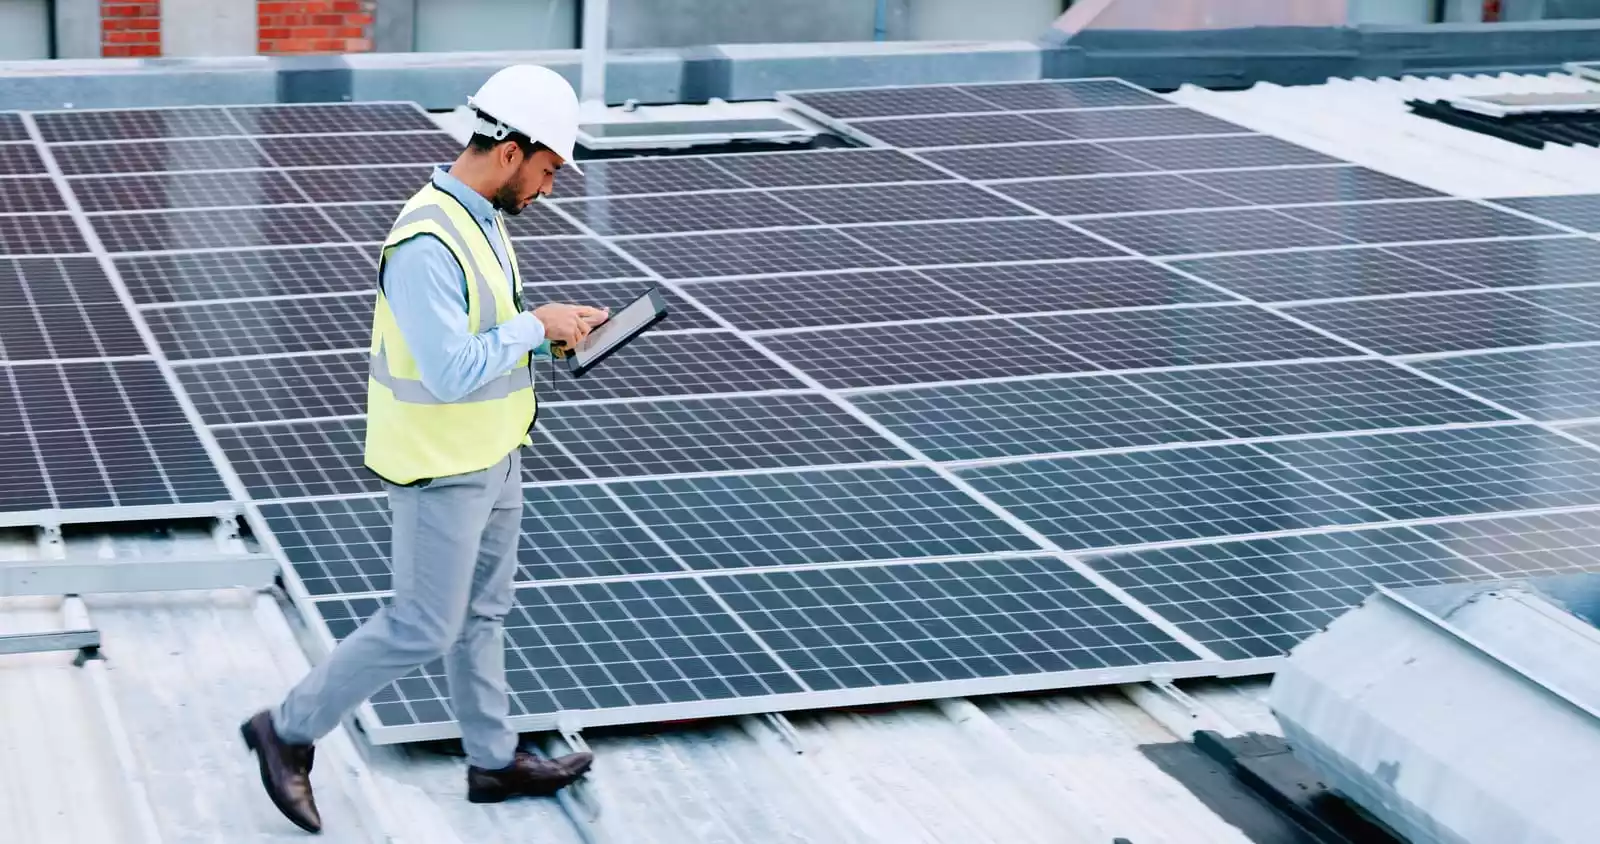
[13, 83, 1600, 743]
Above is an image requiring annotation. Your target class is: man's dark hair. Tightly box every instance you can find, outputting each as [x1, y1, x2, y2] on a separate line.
[466, 129, 550, 160]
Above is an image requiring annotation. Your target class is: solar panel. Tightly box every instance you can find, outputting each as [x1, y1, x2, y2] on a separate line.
[1488, 194, 1600, 232]
[143, 295, 372, 360]
[1381, 237, 1600, 288]
[0, 143, 47, 175]
[754, 318, 1101, 389]
[1084, 526, 1494, 660]
[611, 466, 1038, 570]
[549, 156, 748, 200]
[958, 444, 1388, 552]
[559, 191, 818, 236]
[540, 393, 912, 478]
[1072, 208, 1360, 256]
[318, 203, 400, 243]
[1258, 424, 1600, 519]
[289, 165, 433, 203]
[788, 85, 1003, 119]
[116, 245, 375, 304]
[1015, 305, 1359, 370]
[0, 177, 67, 214]
[90, 206, 344, 253]
[0, 113, 29, 142]
[213, 417, 583, 501]
[704, 557, 1201, 690]
[313, 578, 805, 727]
[1409, 510, 1600, 576]
[260, 485, 684, 597]
[51, 137, 270, 175]
[991, 173, 1247, 217]
[847, 374, 1224, 461]
[1184, 165, 1447, 205]
[1280, 290, 1599, 355]
[918, 260, 1234, 312]
[863, 219, 1125, 264]
[765, 181, 1032, 225]
[956, 79, 1171, 110]
[548, 334, 795, 404]
[255, 132, 457, 168]
[228, 102, 438, 135]
[0, 215, 89, 255]
[618, 227, 897, 279]
[1102, 135, 1342, 170]
[682, 269, 992, 330]
[1410, 345, 1600, 421]
[920, 142, 1156, 181]
[177, 352, 369, 426]
[504, 237, 645, 281]
[0, 256, 118, 305]
[1126, 358, 1517, 437]
[1165, 247, 1477, 302]
[523, 281, 719, 330]
[71, 170, 305, 213]
[34, 107, 239, 143]
[44, 85, 1600, 741]
[0, 360, 230, 515]
[1026, 106, 1252, 141]
[0, 303, 146, 361]
[708, 149, 950, 188]
[1274, 200, 1564, 243]
[846, 113, 1071, 148]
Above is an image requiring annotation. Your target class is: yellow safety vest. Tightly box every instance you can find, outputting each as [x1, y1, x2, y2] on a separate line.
[363, 182, 537, 486]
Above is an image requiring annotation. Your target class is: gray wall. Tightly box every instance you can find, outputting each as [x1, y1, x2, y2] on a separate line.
[0, 0, 49, 59]
[608, 0, 879, 48]
[163, 0, 257, 57]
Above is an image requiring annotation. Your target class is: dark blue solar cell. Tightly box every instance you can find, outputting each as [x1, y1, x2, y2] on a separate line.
[1259, 425, 1600, 520]
[1083, 526, 1494, 660]
[609, 466, 1038, 570]
[847, 375, 1225, 461]
[1281, 291, 1598, 356]
[1409, 510, 1600, 576]
[704, 557, 1201, 691]
[1128, 359, 1514, 438]
[957, 444, 1389, 552]
[1411, 345, 1600, 422]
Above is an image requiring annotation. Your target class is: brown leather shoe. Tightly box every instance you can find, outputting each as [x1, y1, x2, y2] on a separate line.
[465, 750, 594, 803]
[240, 710, 322, 833]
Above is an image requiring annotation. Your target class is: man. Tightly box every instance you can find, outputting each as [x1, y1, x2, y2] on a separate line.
[240, 64, 607, 834]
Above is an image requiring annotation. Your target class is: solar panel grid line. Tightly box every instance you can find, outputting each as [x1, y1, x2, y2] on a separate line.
[1128, 232, 1578, 265]
[81, 197, 407, 218]
[1394, 339, 1600, 363]
[1235, 278, 1600, 309]
[740, 299, 1243, 337]
[1153, 236, 1600, 464]
[562, 206, 1229, 662]
[1049, 194, 1464, 222]
[47, 128, 450, 146]
[975, 161, 1398, 186]
[892, 130, 1261, 153]
[224, 107, 381, 244]
[933, 418, 1530, 472]
[14, 111, 246, 523]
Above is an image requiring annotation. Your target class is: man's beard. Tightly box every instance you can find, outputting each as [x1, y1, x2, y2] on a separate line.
[490, 178, 535, 215]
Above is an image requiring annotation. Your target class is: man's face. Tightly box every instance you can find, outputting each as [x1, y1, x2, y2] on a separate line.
[490, 144, 563, 216]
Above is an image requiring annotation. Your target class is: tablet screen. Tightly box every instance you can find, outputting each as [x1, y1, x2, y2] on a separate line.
[569, 287, 667, 370]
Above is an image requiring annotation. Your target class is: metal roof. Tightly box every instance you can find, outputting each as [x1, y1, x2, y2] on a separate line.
[10, 68, 1597, 843]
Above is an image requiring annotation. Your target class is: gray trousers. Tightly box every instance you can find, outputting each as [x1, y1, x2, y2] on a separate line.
[274, 448, 523, 770]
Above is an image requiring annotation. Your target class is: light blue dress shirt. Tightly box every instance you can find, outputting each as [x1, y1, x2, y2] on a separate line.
[380, 167, 547, 404]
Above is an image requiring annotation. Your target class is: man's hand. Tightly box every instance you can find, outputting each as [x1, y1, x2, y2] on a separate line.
[532, 303, 609, 347]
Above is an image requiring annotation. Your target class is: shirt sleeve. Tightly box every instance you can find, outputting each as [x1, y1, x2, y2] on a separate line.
[380, 235, 546, 404]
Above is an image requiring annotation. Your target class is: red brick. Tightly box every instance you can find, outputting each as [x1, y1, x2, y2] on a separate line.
[106, 30, 159, 44]
[104, 16, 160, 30]
[334, 26, 364, 38]
[311, 13, 343, 25]
[345, 37, 372, 51]
[259, 27, 292, 40]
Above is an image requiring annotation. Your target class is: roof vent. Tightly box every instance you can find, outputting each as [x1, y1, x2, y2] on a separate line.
[1407, 74, 1600, 149]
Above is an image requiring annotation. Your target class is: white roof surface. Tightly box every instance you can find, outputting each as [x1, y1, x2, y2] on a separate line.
[10, 69, 1595, 844]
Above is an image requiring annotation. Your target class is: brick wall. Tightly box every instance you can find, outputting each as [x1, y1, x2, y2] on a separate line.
[102, 1, 162, 58]
[258, 1, 376, 55]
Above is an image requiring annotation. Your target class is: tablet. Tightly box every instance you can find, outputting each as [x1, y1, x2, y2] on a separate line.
[565, 286, 669, 378]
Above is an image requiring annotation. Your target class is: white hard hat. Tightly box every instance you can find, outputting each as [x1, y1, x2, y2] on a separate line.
[466, 64, 583, 174]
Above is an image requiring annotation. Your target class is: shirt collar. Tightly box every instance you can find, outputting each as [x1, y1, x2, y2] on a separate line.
[430, 165, 498, 227]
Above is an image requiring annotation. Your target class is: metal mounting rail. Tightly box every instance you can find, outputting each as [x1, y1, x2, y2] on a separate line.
[0, 627, 101, 664]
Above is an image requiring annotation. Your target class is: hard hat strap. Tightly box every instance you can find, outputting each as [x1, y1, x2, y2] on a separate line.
[472, 110, 514, 141]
